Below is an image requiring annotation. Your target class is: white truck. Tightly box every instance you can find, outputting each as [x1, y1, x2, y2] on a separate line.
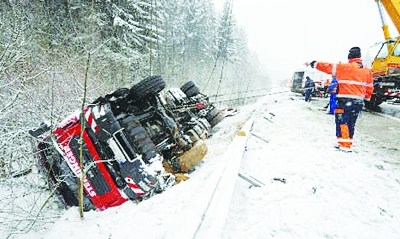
[290, 68, 330, 97]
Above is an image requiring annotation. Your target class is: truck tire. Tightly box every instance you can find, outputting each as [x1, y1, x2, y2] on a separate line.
[120, 116, 158, 163]
[130, 75, 166, 101]
[180, 81, 200, 97]
[365, 94, 383, 110]
[206, 107, 225, 128]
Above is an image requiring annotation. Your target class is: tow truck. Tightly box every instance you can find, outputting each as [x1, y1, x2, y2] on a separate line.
[368, 0, 400, 108]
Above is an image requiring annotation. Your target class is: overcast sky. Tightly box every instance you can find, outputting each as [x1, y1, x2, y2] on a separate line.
[214, 0, 398, 82]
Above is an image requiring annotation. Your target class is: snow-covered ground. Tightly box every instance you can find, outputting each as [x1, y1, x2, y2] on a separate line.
[223, 93, 400, 239]
[5, 89, 400, 239]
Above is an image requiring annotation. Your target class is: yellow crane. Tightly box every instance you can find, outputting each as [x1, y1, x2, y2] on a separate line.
[369, 0, 400, 108]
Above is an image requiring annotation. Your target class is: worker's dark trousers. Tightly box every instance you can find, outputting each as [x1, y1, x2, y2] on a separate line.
[328, 93, 337, 114]
[304, 89, 313, 102]
[334, 98, 364, 148]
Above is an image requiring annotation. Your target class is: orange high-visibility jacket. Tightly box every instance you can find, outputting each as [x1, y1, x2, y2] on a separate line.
[314, 59, 374, 101]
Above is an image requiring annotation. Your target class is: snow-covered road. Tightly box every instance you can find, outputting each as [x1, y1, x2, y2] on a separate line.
[223, 92, 400, 239]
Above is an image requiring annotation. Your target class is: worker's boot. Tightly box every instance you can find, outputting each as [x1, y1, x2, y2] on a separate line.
[334, 142, 352, 153]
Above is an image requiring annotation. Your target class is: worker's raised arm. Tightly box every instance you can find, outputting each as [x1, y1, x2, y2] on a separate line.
[305, 61, 335, 75]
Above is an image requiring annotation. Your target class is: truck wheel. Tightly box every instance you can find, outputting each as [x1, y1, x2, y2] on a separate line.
[130, 75, 166, 101]
[180, 81, 200, 97]
[120, 116, 157, 163]
[365, 95, 383, 110]
[206, 107, 225, 128]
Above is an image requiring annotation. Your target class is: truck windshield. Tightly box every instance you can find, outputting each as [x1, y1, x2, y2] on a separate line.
[375, 40, 397, 59]
[292, 72, 304, 84]
[392, 43, 400, 56]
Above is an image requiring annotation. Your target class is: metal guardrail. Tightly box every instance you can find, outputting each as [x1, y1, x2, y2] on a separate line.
[192, 117, 255, 238]
[210, 88, 290, 106]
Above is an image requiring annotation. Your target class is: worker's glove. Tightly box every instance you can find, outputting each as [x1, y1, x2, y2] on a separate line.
[310, 61, 316, 68]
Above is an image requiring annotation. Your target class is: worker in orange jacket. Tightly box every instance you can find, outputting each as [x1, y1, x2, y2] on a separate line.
[305, 47, 374, 152]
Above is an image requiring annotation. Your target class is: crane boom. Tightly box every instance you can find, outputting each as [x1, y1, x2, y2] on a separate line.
[379, 0, 400, 34]
[376, 0, 391, 40]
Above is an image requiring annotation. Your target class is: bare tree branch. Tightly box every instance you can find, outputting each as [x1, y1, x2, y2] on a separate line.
[0, 91, 20, 114]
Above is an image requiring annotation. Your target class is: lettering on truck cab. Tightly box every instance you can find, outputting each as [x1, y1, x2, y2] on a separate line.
[61, 143, 97, 197]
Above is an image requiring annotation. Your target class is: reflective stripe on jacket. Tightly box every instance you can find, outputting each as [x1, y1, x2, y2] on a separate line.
[314, 59, 374, 101]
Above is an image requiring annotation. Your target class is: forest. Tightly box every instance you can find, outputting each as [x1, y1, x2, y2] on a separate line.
[0, 0, 270, 235]
[0, 0, 269, 176]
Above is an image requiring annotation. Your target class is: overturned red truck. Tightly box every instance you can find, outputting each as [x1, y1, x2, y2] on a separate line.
[30, 76, 225, 211]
